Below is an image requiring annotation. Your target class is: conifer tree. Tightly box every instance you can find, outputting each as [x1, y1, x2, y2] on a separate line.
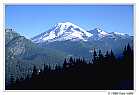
[93, 48, 97, 64]
[110, 50, 116, 64]
[31, 66, 38, 80]
[104, 51, 110, 64]
[98, 49, 104, 64]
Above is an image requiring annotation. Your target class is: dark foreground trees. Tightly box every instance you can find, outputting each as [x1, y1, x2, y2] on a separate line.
[6, 44, 134, 90]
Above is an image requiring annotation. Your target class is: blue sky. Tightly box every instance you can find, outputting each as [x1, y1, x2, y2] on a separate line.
[5, 5, 133, 39]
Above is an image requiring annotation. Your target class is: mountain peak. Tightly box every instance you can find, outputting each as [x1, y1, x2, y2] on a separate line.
[57, 21, 74, 26]
[54, 21, 89, 34]
[32, 22, 93, 43]
[89, 28, 109, 36]
[55, 22, 77, 28]
[93, 28, 102, 32]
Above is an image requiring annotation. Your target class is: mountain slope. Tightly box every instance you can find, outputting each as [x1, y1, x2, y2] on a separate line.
[5, 29, 67, 85]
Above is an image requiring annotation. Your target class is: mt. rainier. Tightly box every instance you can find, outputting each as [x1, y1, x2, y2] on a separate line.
[31, 22, 93, 43]
[31, 22, 131, 43]
[31, 21, 133, 58]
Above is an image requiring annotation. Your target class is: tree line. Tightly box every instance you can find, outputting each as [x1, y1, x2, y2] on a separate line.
[6, 44, 133, 90]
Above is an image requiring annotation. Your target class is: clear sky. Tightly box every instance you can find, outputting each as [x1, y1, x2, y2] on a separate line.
[5, 5, 133, 39]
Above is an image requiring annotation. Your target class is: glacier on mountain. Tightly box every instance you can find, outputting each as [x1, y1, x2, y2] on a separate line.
[31, 22, 93, 43]
[31, 22, 130, 43]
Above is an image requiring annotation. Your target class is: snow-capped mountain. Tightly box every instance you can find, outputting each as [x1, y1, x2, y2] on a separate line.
[87, 28, 110, 40]
[31, 22, 93, 43]
[88, 28, 130, 40]
[30, 22, 133, 60]
[31, 22, 131, 43]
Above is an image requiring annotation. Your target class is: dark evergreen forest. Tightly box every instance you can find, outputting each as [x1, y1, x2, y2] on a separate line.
[6, 44, 134, 90]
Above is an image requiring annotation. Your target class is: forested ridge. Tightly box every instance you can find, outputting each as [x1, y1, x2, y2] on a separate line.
[6, 44, 133, 90]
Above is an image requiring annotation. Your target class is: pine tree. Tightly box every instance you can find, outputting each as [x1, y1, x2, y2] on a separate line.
[110, 50, 116, 64]
[123, 44, 133, 65]
[82, 58, 87, 64]
[63, 58, 68, 69]
[69, 57, 74, 64]
[123, 46, 127, 57]
[44, 64, 49, 73]
[127, 43, 132, 54]
[98, 49, 104, 64]
[104, 51, 110, 64]
[93, 48, 97, 64]
[31, 66, 38, 80]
